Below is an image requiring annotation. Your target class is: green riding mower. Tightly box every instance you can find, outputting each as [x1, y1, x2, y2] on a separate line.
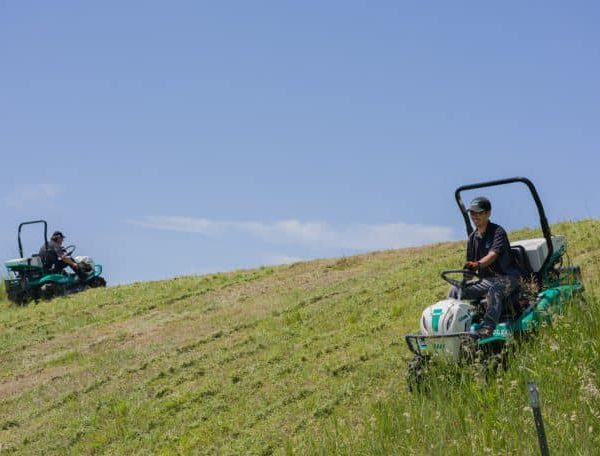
[404, 177, 584, 391]
[3, 220, 106, 305]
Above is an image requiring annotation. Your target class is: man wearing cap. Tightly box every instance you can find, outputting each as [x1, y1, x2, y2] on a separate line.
[39, 231, 85, 279]
[449, 197, 521, 338]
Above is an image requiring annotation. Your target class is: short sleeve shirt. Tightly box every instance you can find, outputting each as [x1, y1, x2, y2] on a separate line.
[39, 240, 65, 261]
[467, 222, 519, 278]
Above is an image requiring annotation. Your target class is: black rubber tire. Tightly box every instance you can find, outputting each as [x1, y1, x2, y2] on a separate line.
[40, 283, 58, 301]
[10, 291, 29, 306]
[407, 355, 430, 393]
[89, 277, 107, 288]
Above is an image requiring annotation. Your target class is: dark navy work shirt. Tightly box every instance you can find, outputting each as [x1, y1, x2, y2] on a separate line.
[39, 240, 65, 260]
[467, 222, 519, 278]
[39, 240, 66, 269]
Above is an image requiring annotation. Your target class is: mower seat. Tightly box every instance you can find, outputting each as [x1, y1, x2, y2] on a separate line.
[511, 245, 534, 277]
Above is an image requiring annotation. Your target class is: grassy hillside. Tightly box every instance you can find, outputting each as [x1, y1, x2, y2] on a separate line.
[0, 220, 598, 455]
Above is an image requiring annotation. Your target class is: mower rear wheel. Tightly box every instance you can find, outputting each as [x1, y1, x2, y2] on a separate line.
[40, 283, 59, 301]
[89, 277, 107, 288]
[407, 355, 430, 393]
[9, 291, 29, 306]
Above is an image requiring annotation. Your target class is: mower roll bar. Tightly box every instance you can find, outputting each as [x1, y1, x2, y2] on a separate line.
[454, 177, 554, 274]
[18, 220, 48, 258]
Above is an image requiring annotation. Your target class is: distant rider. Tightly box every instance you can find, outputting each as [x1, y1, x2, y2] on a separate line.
[448, 197, 520, 338]
[39, 230, 87, 280]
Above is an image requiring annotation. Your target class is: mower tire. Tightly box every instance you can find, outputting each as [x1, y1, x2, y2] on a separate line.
[88, 277, 107, 288]
[407, 355, 430, 393]
[9, 291, 29, 306]
[40, 283, 61, 301]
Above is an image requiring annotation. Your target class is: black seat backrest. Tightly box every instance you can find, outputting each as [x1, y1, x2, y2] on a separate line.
[38, 246, 58, 272]
[511, 245, 533, 276]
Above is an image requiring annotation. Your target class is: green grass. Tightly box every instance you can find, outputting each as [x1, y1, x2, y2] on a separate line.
[0, 220, 598, 455]
[310, 220, 600, 455]
[0, 279, 6, 305]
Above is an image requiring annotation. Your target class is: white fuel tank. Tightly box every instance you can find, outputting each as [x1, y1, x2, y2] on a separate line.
[420, 299, 473, 336]
[511, 236, 565, 272]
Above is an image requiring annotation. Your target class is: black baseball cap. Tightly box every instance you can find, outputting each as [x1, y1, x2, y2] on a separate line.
[467, 197, 491, 213]
[51, 231, 65, 239]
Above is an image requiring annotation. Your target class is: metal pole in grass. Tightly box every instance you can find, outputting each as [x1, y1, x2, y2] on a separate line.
[528, 381, 549, 456]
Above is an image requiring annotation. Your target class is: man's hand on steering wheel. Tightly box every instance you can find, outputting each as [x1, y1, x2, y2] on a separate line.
[463, 261, 479, 271]
[62, 245, 77, 257]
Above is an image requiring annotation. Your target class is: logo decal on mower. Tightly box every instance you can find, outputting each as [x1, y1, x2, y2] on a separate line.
[431, 309, 443, 332]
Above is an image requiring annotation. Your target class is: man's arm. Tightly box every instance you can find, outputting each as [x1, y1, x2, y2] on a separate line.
[465, 251, 498, 270]
[478, 226, 509, 268]
[61, 256, 79, 269]
[477, 251, 498, 269]
[55, 246, 78, 270]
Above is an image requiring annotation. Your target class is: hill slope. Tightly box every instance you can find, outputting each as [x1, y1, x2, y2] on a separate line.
[0, 220, 598, 455]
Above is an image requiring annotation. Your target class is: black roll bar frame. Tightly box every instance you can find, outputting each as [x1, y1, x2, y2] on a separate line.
[18, 220, 48, 258]
[454, 177, 554, 274]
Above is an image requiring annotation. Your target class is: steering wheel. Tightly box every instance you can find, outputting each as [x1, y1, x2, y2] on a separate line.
[63, 245, 77, 257]
[440, 269, 481, 289]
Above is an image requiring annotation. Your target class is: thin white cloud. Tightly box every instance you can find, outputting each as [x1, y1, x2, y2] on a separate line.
[131, 216, 217, 234]
[263, 254, 304, 265]
[3, 184, 63, 209]
[129, 216, 455, 251]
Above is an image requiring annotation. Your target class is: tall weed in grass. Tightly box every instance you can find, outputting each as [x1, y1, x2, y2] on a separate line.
[0, 275, 7, 305]
[309, 220, 600, 455]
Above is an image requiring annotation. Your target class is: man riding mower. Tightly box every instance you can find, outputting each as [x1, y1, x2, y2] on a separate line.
[448, 196, 520, 339]
[39, 230, 88, 281]
[3, 220, 106, 304]
[404, 177, 583, 391]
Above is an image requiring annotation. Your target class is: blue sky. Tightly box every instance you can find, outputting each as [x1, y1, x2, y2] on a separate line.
[1, 1, 599, 284]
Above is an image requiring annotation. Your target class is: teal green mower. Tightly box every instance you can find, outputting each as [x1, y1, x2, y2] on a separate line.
[404, 177, 584, 391]
[3, 220, 106, 305]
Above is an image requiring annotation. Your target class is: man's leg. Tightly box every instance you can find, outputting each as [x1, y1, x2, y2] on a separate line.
[59, 259, 87, 280]
[482, 276, 519, 328]
[448, 279, 494, 301]
[70, 262, 88, 281]
[448, 285, 459, 299]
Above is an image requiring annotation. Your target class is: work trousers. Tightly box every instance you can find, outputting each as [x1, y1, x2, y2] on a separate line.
[448, 275, 519, 328]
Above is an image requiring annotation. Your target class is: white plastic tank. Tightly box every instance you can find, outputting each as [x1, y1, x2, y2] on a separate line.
[5, 257, 43, 268]
[511, 236, 565, 272]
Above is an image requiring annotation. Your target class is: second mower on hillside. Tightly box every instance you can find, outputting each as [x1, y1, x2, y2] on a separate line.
[3, 220, 106, 305]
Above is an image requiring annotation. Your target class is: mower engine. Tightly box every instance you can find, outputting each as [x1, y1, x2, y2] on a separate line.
[74, 256, 96, 274]
[414, 299, 475, 359]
